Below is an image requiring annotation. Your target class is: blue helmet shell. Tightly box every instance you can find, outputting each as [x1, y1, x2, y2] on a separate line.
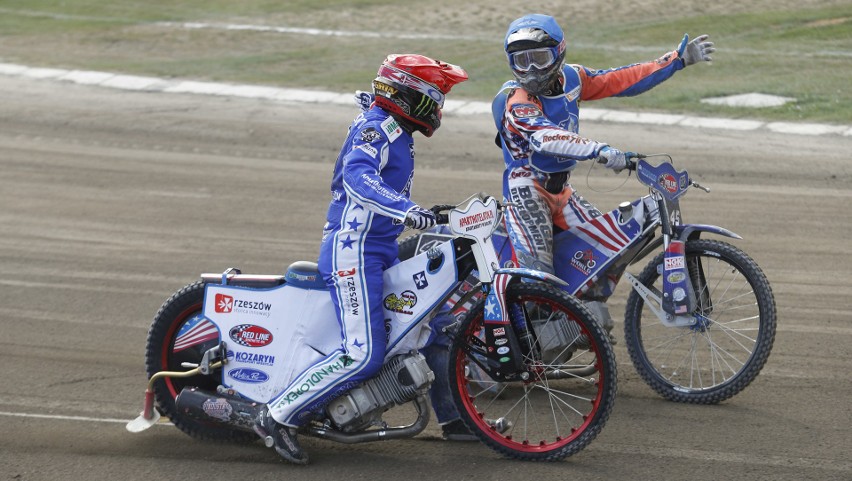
[504, 14, 565, 53]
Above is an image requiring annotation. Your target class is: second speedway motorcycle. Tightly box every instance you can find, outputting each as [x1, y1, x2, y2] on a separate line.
[402, 156, 777, 404]
[127, 193, 617, 462]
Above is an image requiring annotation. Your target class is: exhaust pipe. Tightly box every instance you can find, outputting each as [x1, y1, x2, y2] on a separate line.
[176, 386, 432, 444]
[175, 387, 264, 433]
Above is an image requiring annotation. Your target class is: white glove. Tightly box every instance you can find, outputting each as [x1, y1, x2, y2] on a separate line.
[597, 146, 628, 173]
[404, 206, 436, 230]
[677, 34, 715, 66]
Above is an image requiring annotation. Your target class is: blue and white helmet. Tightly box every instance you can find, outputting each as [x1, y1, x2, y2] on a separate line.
[504, 14, 566, 96]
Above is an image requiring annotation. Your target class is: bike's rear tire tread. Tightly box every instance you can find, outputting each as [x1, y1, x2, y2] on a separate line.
[449, 282, 617, 461]
[145, 280, 257, 443]
[623, 239, 776, 404]
[397, 234, 421, 261]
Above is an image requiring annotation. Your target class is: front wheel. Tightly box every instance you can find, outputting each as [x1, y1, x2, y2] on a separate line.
[448, 282, 617, 461]
[144, 281, 256, 442]
[624, 239, 777, 404]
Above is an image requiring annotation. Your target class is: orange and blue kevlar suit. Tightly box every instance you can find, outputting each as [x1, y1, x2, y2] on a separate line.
[492, 52, 684, 274]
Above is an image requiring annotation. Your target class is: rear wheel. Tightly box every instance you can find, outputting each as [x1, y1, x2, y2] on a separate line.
[144, 281, 256, 442]
[448, 282, 617, 461]
[624, 239, 777, 404]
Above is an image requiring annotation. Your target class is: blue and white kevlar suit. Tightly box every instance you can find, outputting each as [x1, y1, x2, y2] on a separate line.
[493, 55, 684, 274]
[268, 106, 418, 427]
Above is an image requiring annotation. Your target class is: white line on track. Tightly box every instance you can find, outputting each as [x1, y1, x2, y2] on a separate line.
[162, 21, 852, 59]
[0, 410, 146, 425]
[1, 12, 850, 137]
[1, 410, 847, 472]
[4, 8, 848, 58]
[2, 61, 849, 137]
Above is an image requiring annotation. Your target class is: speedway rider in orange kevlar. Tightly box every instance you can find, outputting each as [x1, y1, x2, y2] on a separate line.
[493, 14, 713, 332]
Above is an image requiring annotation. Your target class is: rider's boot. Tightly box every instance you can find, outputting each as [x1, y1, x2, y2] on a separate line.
[253, 407, 309, 465]
[583, 300, 617, 344]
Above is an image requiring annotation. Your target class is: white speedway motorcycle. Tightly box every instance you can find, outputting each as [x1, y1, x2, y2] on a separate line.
[128, 193, 618, 462]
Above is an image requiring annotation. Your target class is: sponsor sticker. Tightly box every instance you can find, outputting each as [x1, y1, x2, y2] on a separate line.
[571, 249, 597, 275]
[659, 173, 678, 194]
[273, 355, 354, 408]
[356, 144, 378, 158]
[226, 350, 275, 366]
[215, 293, 233, 313]
[384, 290, 417, 315]
[360, 127, 381, 143]
[337, 268, 356, 277]
[664, 257, 685, 271]
[287, 271, 318, 282]
[381, 116, 403, 142]
[511, 104, 543, 118]
[667, 272, 686, 283]
[413, 271, 428, 290]
[497, 346, 510, 355]
[214, 293, 272, 317]
[565, 85, 581, 102]
[228, 367, 270, 384]
[202, 398, 232, 421]
[229, 324, 273, 348]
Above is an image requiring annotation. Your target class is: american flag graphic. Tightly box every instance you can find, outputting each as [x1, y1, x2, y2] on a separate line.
[574, 212, 632, 255]
[484, 273, 511, 324]
[173, 314, 219, 353]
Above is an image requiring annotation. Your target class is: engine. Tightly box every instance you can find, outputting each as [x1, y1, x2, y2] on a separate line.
[325, 352, 434, 432]
[531, 300, 614, 362]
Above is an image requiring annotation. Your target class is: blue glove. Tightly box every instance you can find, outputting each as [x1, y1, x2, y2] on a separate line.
[597, 146, 628, 173]
[677, 34, 715, 66]
[404, 206, 437, 230]
[354, 90, 374, 112]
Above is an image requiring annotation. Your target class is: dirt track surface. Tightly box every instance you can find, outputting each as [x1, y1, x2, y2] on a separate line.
[0, 75, 850, 480]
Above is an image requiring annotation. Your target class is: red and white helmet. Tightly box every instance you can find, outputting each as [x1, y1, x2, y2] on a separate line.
[373, 54, 468, 137]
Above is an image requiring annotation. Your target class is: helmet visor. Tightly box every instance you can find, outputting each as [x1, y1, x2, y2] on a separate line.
[510, 48, 557, 72]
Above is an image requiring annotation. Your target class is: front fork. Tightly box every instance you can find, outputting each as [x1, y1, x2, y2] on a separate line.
[472, 270, 569, 381]
[624, 193, 703, 328]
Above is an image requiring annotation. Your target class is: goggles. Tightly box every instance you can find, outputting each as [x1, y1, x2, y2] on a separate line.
[376, 64, 445, 108]
[509, 47, 558, 72]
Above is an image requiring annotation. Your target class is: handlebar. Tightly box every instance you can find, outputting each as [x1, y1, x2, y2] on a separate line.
[625, 152, 647, 172]
[429, 204, 456, 225]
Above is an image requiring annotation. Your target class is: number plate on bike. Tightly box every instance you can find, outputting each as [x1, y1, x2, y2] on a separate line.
[636, 159, 690, 201]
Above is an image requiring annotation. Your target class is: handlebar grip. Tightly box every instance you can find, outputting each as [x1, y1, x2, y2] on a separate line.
[430, 204, 455, 213]
[430, 204, 454, 226]
[625, 152, 646, 171]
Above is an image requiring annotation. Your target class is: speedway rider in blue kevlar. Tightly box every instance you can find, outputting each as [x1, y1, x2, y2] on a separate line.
[252, 54, 468, 464]
[493, 14, 714, 333]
